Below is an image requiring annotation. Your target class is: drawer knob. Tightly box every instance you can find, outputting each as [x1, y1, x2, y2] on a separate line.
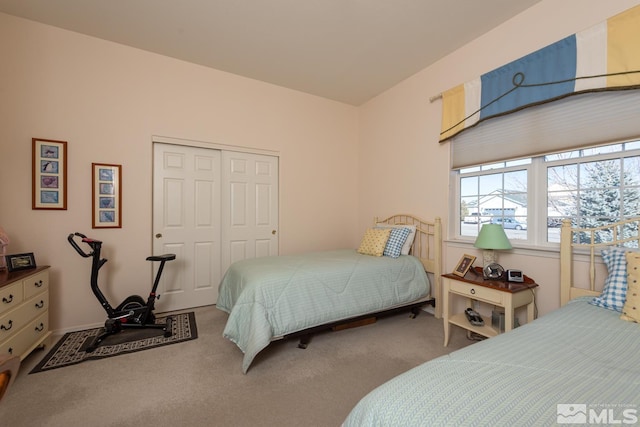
[35, 323, 44, 332]
[1, 320, 13, 331]
[2, 294, 13, 304]
[35, 300, 45, 309]
[35, 280, 44, 288]
[8, 347, 12, 355]
[470, 288, 476, 295]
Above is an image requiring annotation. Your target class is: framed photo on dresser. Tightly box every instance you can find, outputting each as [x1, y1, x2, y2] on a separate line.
[5, 252, 36, 272]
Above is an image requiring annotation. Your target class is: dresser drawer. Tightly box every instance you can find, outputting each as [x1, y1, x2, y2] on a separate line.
[0, 290, 49, 342]
[448, 280, 503, 305]
[0, 266, 51, 360]
[0, 311, 49, 359]
[0, 281, 24, 316]
[23, 270, 49, 299]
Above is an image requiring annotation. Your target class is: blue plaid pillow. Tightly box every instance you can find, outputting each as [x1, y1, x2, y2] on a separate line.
[383, 227, 411, 258]
[591, 247, 638, 312]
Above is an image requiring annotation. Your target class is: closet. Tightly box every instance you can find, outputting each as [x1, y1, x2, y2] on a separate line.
[152, 141, 278, 312]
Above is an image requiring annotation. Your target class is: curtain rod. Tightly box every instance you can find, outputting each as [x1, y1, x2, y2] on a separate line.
[429, 93, 442, 103]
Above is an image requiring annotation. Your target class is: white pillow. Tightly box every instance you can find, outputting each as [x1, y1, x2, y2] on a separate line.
[375, 224, 417, 255]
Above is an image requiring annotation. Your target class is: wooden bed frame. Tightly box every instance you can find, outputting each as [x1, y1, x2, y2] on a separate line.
[560, 217, 640, 306]
[374, 214, 443, 318]
[281, 214, 442, 347]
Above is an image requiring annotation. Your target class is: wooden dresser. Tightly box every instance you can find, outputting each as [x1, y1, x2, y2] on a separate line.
[0, 266, 51, 360]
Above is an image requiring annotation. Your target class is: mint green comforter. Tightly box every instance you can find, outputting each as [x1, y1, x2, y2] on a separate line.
[344, 297, 640, 426]
[217, 249, 430, 373]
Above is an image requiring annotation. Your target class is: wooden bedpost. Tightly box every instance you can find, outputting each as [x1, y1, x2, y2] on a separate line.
[560, 219, 572, 307]
[433, 217, 442, 319]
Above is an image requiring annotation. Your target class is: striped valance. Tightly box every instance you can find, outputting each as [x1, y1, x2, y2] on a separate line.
[439, 4, 640, 143]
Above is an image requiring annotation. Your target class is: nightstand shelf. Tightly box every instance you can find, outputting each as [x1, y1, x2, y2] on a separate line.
[442, 266, 538, 346]
[448, 312, 499, 339]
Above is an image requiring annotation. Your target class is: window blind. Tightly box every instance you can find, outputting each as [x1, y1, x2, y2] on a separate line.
[451, 89, 640, 169]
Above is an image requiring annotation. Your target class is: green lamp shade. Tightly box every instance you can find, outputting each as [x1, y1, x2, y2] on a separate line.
[474, 224, 512, 250]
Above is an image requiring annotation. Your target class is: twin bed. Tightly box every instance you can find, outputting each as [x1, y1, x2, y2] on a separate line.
[217, 215, 640, 424]
[344, 218, 640, 426]
[217, 214, 442, 373]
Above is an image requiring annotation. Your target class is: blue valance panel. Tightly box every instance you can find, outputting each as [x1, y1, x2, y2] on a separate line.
[440, 4, 640, 142]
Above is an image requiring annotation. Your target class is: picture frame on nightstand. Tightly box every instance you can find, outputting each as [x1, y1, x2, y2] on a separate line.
[453, 254, 476, 277]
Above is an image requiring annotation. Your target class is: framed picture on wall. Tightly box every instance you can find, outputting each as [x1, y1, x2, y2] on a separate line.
[32, 138, 67, 210]
[92, 163, 122, 228]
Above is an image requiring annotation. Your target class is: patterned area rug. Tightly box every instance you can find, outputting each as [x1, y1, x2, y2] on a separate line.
[30, 312, 197, 373]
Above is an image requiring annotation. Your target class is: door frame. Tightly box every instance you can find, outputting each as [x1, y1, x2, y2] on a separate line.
[152, 135, 279, 157]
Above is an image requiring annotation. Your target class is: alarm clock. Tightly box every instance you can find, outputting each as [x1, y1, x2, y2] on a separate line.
[506, 269, 524, 282]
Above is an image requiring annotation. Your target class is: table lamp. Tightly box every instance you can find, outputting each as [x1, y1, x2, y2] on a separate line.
[474, 224, 512, 279]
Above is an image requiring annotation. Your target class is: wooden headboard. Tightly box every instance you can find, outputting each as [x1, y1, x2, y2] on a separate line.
[374, 214, 442, 318]
[560, 217, 640, 306]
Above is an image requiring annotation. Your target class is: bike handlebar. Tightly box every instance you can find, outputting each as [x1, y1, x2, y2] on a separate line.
[67, 232, 99, 258]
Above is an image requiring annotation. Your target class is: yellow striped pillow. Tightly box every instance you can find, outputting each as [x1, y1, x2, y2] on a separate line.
[621, 252, 640, 323]
[357, 228, 391, 257]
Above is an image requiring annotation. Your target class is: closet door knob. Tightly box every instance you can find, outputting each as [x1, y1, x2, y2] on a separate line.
[272, 230, 277, 235]
[155, 233, 162, 238]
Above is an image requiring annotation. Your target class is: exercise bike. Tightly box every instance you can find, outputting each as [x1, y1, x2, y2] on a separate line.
[68, 232, 176, 352]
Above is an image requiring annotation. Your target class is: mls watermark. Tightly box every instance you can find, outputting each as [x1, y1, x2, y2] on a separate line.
[558, 404, 638, 424]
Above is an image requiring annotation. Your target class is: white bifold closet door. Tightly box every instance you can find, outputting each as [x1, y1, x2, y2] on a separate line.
[221, 151, 279, 275]
[153, 143, 278, 313]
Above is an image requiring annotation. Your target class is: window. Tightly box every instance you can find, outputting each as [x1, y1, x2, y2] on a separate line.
[455, 139, 640, 245]
[459, 160, 530, 242]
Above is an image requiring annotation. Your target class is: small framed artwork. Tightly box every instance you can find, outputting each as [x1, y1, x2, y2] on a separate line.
[5, 252, 37, 272]
[92, 163, 122, 228]
[453, 254, 476, 277]
[32, 138, 67, 210]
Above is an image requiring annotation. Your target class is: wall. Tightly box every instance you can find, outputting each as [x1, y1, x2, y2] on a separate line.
[0, 13, 360, 331]
[3, 0, 639, 332]
[357, 0, 640, 318]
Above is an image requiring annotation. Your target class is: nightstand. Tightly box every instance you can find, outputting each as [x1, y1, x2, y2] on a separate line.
[442, 266, 538, 346]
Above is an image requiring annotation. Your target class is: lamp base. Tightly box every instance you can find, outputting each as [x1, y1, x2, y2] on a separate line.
[482, 249, 497, 268]
[482, 250, 504, 279]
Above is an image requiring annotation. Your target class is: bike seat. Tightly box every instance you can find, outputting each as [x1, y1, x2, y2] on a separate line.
[146, 254, 176, 262]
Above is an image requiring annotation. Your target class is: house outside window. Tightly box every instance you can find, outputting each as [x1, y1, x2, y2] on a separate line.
[456, 139, 640, 246]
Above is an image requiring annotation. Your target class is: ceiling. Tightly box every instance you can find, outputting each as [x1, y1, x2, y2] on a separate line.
[0, 0, 542, 105]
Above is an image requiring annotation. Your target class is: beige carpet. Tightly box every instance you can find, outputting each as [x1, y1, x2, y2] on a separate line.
[0, 305, 473, 427]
